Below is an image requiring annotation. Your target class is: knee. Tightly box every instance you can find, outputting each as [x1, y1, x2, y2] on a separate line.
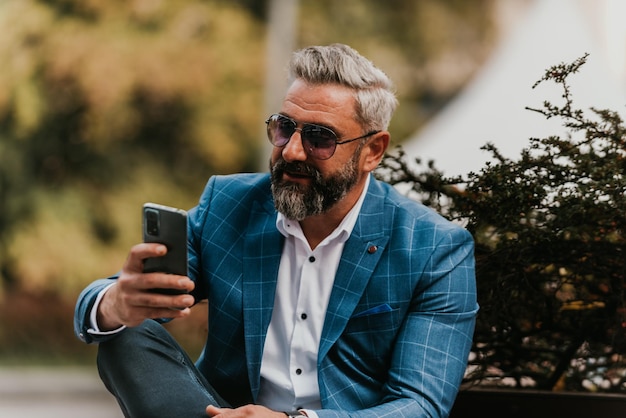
[97, 319, 169, 365]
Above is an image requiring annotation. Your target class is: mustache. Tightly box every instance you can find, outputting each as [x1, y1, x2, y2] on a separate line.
[271, 159, 321, 178]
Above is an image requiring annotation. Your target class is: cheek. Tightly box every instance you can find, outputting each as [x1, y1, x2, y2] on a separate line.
[270, 147, 283, 163]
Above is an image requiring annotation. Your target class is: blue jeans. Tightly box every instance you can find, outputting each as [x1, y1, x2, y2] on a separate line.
[97, 319, 230, 417]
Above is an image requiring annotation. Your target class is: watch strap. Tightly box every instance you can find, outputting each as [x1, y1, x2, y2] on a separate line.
[283, 411, 305, 417]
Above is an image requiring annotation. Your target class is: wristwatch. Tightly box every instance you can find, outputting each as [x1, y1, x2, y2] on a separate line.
[283, 411, 305, 417]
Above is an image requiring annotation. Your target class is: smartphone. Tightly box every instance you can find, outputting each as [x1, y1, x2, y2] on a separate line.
[142, 203, 188, 294]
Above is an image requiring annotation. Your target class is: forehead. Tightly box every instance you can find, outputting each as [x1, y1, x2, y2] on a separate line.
[280, 79, 359, 130]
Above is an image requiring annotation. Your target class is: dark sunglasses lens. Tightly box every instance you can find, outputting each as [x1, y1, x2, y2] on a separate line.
[266, 114, 339, 159]
[301, 125, 337, 159]
[268, 115, 295, 146]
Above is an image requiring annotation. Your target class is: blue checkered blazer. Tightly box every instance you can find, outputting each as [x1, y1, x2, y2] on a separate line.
[75, 173, 477, 418]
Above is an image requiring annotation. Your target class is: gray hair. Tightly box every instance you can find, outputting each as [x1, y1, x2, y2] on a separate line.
[287, 43, 398, 132]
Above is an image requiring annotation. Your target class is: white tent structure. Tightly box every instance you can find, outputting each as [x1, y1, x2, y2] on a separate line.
[402, 0, 626, 177]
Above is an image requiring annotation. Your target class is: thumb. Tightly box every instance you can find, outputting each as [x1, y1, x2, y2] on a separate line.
[206, 405, 223, 416]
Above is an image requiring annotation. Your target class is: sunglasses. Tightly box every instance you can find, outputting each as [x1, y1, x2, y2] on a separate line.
[265, 114, 380, 160]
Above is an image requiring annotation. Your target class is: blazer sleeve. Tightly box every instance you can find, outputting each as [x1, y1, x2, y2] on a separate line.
[387, 227, 477, 417]
[73, 277, 119, 344]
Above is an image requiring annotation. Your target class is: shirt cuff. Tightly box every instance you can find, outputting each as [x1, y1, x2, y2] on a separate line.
[302, 410, 318, 418]
[87, 282, 126, 336]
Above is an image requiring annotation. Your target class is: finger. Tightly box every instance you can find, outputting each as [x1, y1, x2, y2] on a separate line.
[142, 289, 195, 309]
[131, 272, 194, 293]
[124, 243, 168, 272]
[121, 305, 192, 327]
[143, 305, 193, 321]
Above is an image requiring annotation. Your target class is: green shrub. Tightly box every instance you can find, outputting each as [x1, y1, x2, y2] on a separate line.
[377, 54, 626, 392]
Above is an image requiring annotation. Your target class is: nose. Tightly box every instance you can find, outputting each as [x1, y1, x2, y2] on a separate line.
[281, 129, 308, 162]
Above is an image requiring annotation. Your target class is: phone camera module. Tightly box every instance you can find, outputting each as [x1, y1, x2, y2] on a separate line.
[145, 209, 160, 236]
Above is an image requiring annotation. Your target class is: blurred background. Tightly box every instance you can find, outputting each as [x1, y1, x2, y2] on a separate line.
[0, 0, 624, 415]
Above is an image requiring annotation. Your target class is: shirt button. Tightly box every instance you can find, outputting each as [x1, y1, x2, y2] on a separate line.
[301, 313, 308, 320]
[295, 368, 302, 375]
[308, 256, 316, 262]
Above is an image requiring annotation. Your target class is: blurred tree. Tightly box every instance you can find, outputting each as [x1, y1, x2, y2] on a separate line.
[377, 54, 626, 393]
[0, 0, 497, 297]
[0, 0, 265, 292]
[298, 0, 497, 140]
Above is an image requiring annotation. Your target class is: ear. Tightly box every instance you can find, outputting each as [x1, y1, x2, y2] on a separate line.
[362, 131, 390, 172]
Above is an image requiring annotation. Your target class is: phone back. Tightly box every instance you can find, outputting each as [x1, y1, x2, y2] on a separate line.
[142, 203, 188, 276]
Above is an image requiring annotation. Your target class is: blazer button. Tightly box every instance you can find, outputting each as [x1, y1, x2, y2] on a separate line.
[367, 245, 378, 254]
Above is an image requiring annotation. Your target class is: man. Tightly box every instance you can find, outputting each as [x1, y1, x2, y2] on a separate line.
[74, 43, 478, 418]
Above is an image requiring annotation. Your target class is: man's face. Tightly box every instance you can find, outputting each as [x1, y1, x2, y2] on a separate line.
[269, 79, 369, 221]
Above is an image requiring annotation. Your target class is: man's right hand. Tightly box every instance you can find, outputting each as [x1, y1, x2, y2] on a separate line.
[97, 243, 195, 331]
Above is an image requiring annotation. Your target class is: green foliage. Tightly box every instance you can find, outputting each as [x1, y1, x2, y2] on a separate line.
[378, 54, 626, 392]
[0, 0, 495, 297]
[0, 0, 265, 292]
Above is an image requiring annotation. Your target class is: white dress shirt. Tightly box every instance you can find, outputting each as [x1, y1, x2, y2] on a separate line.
[257, 177, 369, 415]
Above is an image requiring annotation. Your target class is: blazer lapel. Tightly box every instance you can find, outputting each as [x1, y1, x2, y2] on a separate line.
[242, 197, 283, 398]
[318, 177, 390, 361]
